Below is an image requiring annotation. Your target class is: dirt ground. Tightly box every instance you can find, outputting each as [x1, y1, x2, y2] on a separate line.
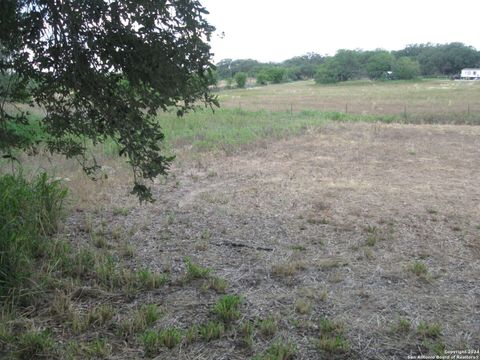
[67, 122, 480, 359]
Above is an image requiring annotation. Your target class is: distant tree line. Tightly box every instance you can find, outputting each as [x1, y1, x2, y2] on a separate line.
[215, 43, 480, 87]
[215, 53, 325, 87]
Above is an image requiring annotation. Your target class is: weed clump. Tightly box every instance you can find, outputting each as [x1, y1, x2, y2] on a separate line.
[0, 173, 66, 299]
[199, 321, 224, 342]
[141, 327, 182, 355]
[315, 317, 350, 354]
[15, 329, 56, 359]
[390, 317, 411, 334]
[184, 257, 211, 280]
[213, 294, 242, 322]
[252, 340, 297, 360]
[409, 261, 430, 279]
[118, 304, 161, 337]
[258, 316, 278, 338]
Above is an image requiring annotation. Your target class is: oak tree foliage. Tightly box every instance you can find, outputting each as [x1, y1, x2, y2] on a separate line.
[0, 0, 217, 201]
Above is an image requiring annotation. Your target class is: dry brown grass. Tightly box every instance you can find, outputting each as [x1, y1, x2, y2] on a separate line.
[117, 122, 478, 359]
[4, 121, 480, 359]
[217, 79, 480, 119]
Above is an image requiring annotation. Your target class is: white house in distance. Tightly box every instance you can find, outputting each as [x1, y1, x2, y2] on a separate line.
[460, 68, 480, 80]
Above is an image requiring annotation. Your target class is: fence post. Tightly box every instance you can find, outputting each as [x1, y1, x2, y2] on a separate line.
[345, 103, 348, 114]
[404, 104, 407, 121]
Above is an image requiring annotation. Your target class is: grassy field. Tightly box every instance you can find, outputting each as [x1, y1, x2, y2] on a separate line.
[1, 80, 479, 359]
[216, 79, 480, 122]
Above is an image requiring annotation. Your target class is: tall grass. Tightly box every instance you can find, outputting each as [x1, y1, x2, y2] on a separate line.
[0, 172, 67, 299]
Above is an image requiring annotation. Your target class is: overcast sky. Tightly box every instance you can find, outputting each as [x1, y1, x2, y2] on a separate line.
[201, 0, 480, 63]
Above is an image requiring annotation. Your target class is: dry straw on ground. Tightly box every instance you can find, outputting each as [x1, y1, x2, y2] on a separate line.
[48, 121, 480, 359]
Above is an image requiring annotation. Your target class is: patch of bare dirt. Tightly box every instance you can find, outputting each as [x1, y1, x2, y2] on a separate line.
[67, 122, 480, 359]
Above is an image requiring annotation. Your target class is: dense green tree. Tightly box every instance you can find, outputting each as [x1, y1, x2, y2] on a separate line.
[0, 0, 217, 201]
[256, 71, 269, 85]
[332, 50, 362, 81]
[216, 59, 234, 79]
[265, 67, 286, 84]
[218, 53, 324, 82]
[234, 72, 247, 88]
[364, 51, 394, 79]
[254, 66, 286, 85]
[282, 53, 324, 79]
[314, 50, 362, 84]
[393, 43, 480, 76]
[314, 61, 339, 84]
[417, 43, 480, 75]
[219, 43, 480, 86]
[393, 43, 433, 59]
[216, 59, 261, 79]
[393, 57, 421, 79]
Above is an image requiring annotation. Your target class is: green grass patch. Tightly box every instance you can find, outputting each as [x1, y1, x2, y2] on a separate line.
[257, 316, 278, 338]
[213, 294, 242, 322]
[157, 108, 398, 155]
[202, 276, 229, 294]
[141, 327, 182, 355]
[83, 339, 112, 358]
[390, 317, 411, 335]
[316, 317, 350, 354]
[409, 261, 429, 277]
[184, 257, 211, 281]
[199, 321, 224, 342]
[118, 304, 161, 337]
[417, 321, 442, 339]
[252, 340, 297, 360]
[0, 172, 67, 300]
[15, 329, 56, 359]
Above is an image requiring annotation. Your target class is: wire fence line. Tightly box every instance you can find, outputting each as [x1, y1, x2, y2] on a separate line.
[222, 100, 480, 125]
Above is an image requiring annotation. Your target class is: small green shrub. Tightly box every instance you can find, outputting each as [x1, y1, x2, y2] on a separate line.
[234, 72, 247, 88]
